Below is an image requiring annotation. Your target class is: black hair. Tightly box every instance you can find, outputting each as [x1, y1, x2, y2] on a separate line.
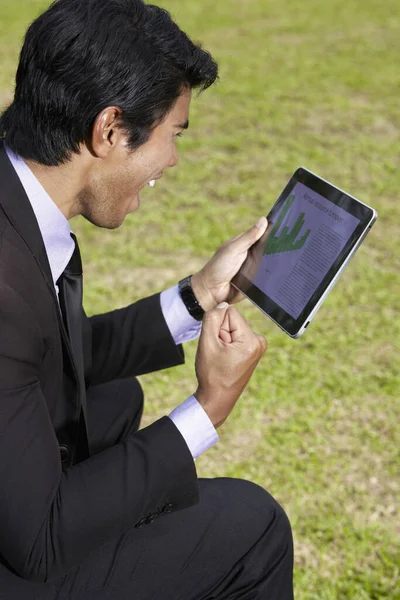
[0, 0, 218, 166]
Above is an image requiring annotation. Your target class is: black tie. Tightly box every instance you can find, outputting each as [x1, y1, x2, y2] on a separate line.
[57, 234, 89, 462]
[57, 233, 85, 387]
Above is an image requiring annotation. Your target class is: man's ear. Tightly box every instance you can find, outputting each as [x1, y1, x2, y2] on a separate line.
[90, 106, 124, 158]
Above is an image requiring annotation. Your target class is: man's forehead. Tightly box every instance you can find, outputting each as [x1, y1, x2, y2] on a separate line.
[169, 90, 191, 127]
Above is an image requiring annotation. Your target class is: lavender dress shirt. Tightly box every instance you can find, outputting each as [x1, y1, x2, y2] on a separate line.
[5, 146, 218, 461]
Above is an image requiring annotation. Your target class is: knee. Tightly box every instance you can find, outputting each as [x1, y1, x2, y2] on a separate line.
[119, 376, 144, 421]
[236, 480, 294, 591]
[87, 375, 143, 402]
[222, 478, 293, 546]
[104, 376, 144, 430]
[248, 480, 291, 535]
[106, 375, 142, 406]
[124, 376, 144, 406]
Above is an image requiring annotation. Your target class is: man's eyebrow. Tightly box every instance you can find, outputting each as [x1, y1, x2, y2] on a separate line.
[175, 120, 189, 130]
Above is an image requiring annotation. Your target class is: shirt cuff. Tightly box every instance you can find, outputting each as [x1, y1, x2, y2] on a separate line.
[160, 285, 202, 345]
[168, 395, 219, 460]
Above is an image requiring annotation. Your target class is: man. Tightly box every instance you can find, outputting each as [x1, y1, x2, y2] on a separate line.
[0, 0, 294, 598]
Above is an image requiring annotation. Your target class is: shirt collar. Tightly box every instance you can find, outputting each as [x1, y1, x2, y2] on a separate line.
[4, 145, 75, 287]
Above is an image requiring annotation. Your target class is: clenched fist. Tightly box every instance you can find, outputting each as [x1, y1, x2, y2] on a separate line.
[194, 303, 268, 429]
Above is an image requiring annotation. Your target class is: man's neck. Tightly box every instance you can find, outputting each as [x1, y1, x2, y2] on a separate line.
[25, 155, 86, 220]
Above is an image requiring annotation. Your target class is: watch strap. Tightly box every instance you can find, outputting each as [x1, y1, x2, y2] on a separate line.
[178, 275, 205, 321]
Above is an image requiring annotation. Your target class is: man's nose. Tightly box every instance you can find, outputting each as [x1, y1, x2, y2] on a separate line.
[168, 147, 179, 168]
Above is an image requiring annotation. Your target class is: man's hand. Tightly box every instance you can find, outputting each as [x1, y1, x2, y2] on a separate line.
[194, 303, 268, 429]
[191, 217, 269, 311]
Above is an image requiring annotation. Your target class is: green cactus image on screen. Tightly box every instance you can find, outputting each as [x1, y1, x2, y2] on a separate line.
[264, 195, 311, 255]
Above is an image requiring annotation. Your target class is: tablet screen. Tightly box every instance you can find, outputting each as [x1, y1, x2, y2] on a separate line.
[232, 167, 377, 336]
[252, 182, 360, 319]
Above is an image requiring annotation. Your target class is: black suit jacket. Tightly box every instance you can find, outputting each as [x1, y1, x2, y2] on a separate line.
[0, 144, 199, 584]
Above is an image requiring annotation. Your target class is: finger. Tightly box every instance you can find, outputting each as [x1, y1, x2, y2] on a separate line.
[217, 311, 231, 344]
[256, 334, 268, 354]
[223, 306, 253, 342]
[202, 302, 230, 337]
[219, 329, 232, 343]
[219, 309, 233, 343]
[232, 217, 269, 252]
[225, 232, 244, 244]
[223, 217, 268, 249]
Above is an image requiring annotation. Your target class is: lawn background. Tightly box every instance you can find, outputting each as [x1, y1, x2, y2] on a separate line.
[1, 0, 399, 598]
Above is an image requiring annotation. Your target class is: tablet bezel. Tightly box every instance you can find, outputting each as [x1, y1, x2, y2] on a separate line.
[232, 167, 378, 338]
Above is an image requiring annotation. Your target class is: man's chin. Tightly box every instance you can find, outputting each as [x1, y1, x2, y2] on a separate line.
[81, 196, 140, 229]
[82, 212, 126, 230]
[128, 193, 140, 213]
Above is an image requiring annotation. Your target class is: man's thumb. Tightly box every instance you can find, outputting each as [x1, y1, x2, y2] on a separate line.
[202, 302, 229, 334]
[236, 217, 268, 250]
[216, 302, 229, 310]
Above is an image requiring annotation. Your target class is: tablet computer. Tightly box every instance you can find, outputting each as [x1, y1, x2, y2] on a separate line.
[231, 167, 378, 338]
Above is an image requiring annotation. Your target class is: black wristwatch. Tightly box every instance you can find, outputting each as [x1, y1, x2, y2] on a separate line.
[178, 275, 205, 321]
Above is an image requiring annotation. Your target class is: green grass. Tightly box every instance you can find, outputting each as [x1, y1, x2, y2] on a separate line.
[1, 0, 399, 597]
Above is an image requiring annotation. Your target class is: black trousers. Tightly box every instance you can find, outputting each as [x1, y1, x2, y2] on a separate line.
[6, 378, 294, 600]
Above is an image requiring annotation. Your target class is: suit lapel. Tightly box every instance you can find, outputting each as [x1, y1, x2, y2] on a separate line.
[0, 143, 90, 460]
[0, 144, 86, 400]
[0, 143, 56, 292]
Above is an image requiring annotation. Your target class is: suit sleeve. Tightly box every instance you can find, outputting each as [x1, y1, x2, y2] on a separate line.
[88, 293, 185, 386]
[0, 284, 199, 583]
